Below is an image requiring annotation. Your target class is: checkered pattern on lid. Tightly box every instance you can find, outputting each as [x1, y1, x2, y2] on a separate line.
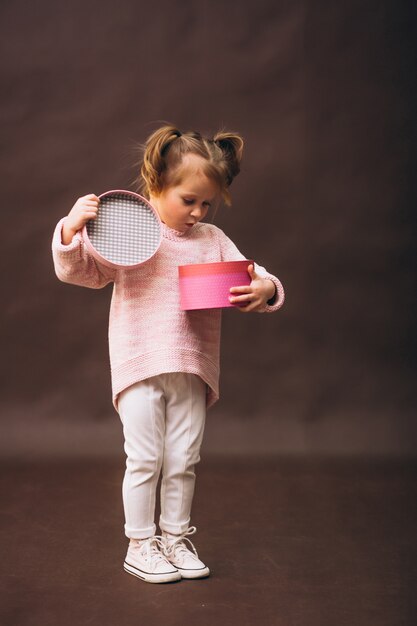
[82, 190, 161, 269]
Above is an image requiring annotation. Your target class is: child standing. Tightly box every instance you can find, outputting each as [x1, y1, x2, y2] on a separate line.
[52, 125, 285, 584]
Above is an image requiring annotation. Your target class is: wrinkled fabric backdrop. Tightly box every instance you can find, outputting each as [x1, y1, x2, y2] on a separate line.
[1, 0, 416, 457]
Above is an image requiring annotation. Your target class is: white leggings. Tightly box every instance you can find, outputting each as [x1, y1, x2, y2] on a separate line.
[117, 372, 207, 539]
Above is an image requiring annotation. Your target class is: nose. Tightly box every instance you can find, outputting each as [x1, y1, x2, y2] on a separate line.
[190, 205, 204, 219]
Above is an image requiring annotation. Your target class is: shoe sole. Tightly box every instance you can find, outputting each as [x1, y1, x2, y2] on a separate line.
[124, 560, 181, 584]
[178, 566, 210, 579]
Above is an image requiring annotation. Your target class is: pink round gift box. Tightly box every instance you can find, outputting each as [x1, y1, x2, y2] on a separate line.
[179, 260, 253, 311]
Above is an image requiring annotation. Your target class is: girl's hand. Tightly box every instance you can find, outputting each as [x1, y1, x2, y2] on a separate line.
[62, 194, 99, 244]
[229, 264, 276, 313]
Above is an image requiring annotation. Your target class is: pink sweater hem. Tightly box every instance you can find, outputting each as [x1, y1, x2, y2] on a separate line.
[111, 348, 219, 413]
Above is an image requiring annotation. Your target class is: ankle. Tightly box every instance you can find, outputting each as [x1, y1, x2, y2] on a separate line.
[162, 531, 179, 539]
[130, 536, 152, 546]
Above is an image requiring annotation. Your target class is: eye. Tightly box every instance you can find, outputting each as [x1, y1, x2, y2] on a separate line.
[182, 198, 194, 205]
[203, 202, 211, 209]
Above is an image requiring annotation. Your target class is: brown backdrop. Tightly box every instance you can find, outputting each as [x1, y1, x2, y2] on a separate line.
[1, 0, 416, 457]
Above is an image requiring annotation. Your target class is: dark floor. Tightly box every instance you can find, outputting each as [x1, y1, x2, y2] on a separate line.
[1, 456, 416, 626]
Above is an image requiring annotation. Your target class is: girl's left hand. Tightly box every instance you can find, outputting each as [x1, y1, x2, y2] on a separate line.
[229, 264, 276, 313]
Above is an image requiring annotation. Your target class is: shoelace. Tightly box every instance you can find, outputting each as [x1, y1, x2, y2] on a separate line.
[135, 535, 169, 571]
[163, 525, 199, 559]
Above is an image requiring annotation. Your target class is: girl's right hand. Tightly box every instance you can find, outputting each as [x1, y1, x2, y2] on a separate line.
[62, 194, 99, 244]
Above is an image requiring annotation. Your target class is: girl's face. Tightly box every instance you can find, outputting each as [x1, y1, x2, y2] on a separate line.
[150, 156, 219, 232]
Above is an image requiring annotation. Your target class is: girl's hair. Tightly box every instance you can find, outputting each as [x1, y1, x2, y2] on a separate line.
[135, 124, 244, 206]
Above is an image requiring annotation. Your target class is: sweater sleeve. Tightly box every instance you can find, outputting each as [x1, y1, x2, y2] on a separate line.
[51, 217, 116, 289]
[216, 227, 285, 313]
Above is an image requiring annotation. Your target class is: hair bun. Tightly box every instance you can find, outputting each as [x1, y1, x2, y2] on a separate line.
[213, 132, 244, 184]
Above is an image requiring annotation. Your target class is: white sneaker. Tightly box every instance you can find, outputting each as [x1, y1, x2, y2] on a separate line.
[162, 526, 210, 579]
[124, 535, 181, 583]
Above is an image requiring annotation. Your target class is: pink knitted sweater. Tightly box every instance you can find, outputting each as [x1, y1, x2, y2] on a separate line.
[52, 217, 285, 413]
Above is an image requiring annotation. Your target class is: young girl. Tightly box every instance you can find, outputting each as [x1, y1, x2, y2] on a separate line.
[51, 125, 285, 584]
